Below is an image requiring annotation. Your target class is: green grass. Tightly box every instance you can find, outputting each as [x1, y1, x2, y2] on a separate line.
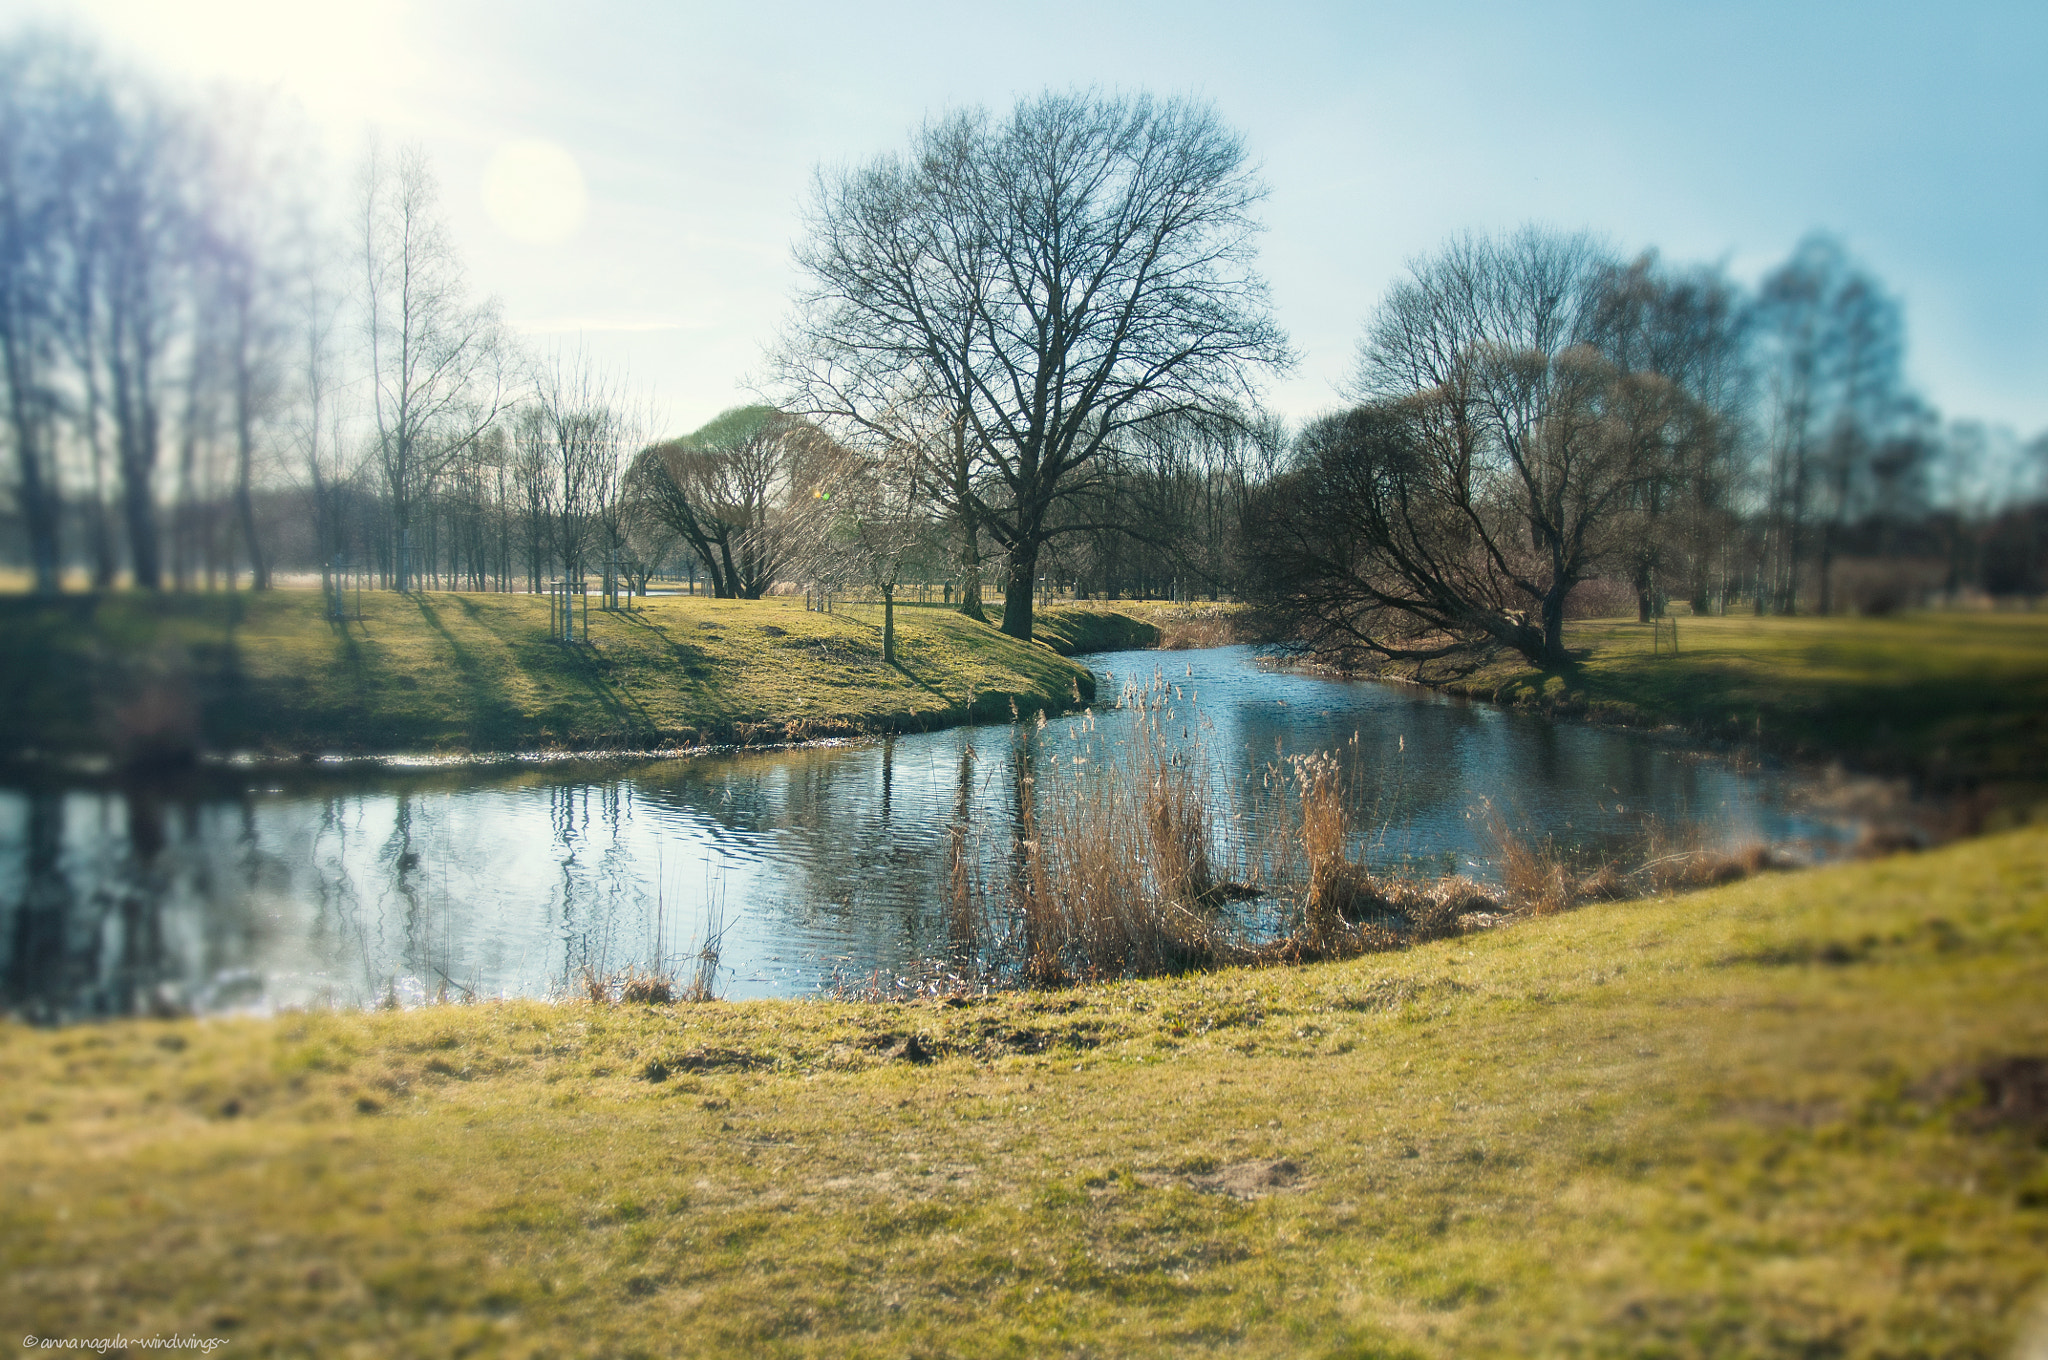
[0, 589, 1096, 757]
[1429, 611, 2048, 794]
[1032, 607, 1164, 655]
[1039, 601, 1274, 653]
[5, 829, 2045, 1356]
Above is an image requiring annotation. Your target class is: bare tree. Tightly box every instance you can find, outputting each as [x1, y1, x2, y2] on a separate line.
[360, 140, 505, 591]
[777, 90, 1291, 641]
[95, 86, 200, 591]
[526, 353, 612, 598]
[280, 203, 351, 605]
[802, 426, 942, 664]
[190, 88, 310, 590]
[1587, 252, 1750, 617]
[0, 33, 84, 594]
[1751, 234, 1910, 614]
[1249, 229, 1700, 668]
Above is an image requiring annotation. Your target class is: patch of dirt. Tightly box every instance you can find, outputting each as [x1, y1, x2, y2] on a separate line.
[1719, 936, 1876, 967]
[1142, 1157, 1305, 1199]
[637, 1047, 775, 1080]
[861, 1033, 934, 1064]
[1968, 1055, 2048, 1140]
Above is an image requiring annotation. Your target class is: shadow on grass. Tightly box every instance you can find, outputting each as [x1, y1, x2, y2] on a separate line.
[411, 595, 560, 748]
[610, 607, 739, 728]
[455, 594, 673, 746]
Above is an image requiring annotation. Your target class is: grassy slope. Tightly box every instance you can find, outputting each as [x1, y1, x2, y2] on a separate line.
[0, 590, 1095, 757]
[1037, 601, 1283, 653]
[1032, 607, 1164, 655]
[5, 829, 2044, 1357]
[1427, 612, 2048, 791]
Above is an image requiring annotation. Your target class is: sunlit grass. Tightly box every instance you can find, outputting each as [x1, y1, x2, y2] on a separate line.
[1438, 610, 2048, 794]
[0, 588, 1095, 757]
[5, 828, 2044, 1355]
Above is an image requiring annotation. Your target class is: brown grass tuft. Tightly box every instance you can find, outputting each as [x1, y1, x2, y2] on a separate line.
[618, 968, 676, 1005]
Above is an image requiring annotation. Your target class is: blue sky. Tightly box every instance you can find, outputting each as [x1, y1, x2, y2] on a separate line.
[16, 0, 2046, 439]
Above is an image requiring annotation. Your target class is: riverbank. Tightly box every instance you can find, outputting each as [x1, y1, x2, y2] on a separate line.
[5, 825, 2044, 1355]
[0, 589, 1098, 761]
[1397, 611, 2048, 807]
[1038, 599, 1278, 654]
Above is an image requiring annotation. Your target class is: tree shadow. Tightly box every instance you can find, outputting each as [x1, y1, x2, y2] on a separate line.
[411, 595, 570, 747]
[609, 607, 740, 722]
[455, 596, 670, 744]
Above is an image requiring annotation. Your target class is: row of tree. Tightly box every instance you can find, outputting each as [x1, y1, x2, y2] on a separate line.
[0, 32, 692, 609]
[4, 44, 2043, 660]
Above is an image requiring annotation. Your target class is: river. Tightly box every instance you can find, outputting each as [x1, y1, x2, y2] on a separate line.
[0, 646, 1855, 1021]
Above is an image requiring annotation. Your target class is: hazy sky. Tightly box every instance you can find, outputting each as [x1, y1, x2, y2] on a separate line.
[12, 0, 2045, 439]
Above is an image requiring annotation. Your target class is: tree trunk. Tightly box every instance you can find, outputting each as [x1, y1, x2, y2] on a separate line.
[118, 412, 161, 590]
[234, 388, 268, 590]
[1541, 581, 1571, 668]
[956, 512, 986, 622]
[882, 583, 896, 665]
[1816, 523, 1835, 615]
[999, 542, 1038, 640]
[2, 375, 59, 594]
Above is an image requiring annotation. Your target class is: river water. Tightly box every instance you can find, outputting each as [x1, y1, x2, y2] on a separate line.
[0, 646, 1854, 1021]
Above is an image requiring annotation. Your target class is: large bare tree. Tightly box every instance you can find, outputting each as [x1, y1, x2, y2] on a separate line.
[776, 90, 1290, 641]
[1248, 229, 1702, 669]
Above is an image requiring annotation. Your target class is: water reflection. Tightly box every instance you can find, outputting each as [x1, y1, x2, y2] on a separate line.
[0, 647, 1853, 1021]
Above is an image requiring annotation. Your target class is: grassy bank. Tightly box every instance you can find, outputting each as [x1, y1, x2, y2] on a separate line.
[1038, 601, 1275, 654]
[1407, 611, 2048, 796]
[0, 589, 1096, 759]
[5, 828, 2045, 1356]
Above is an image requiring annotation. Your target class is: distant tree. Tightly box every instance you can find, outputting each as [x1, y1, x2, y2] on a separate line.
[1587, 252, 1749, 618]
[777, 90, 1290, 641]
[0, 33, 89, 594]
[805, 431, 942, 664]
[628, 405, 823, 599]
[193, 88, 312, 590]
[359, 140, 505, 591]
[1751, 234, 1910, 614]
[526, 352, 632, 600]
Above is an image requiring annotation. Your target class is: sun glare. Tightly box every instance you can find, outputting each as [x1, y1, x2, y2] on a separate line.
[481, 139, 589, 246]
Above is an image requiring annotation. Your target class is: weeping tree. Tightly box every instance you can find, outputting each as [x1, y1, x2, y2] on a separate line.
[1247, 229, 1710, 670]
[627, 405, 826, 599]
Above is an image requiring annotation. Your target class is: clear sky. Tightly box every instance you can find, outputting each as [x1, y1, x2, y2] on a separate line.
[12, 0, 2045, 440]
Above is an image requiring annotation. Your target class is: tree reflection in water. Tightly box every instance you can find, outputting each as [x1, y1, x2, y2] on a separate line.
[0, 647, 1855, 1020]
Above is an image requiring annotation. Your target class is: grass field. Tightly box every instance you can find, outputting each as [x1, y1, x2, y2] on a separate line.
[4, 827, 2044, 1357]
[1418, 611, 2048, 796]
[0, 589, 1099, 759]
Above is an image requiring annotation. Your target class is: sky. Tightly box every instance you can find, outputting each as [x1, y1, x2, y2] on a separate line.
[9, 0, 2045, 441]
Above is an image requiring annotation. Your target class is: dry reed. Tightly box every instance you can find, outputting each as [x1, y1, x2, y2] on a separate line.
[964, 678, 1794, 987]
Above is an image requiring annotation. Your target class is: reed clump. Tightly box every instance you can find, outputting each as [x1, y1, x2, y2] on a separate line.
[618, 968, 676, 1005]
[983, 677, 1484, 982]
[1009, 694, 1231, 983]
[963, 675, 1804, 987]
